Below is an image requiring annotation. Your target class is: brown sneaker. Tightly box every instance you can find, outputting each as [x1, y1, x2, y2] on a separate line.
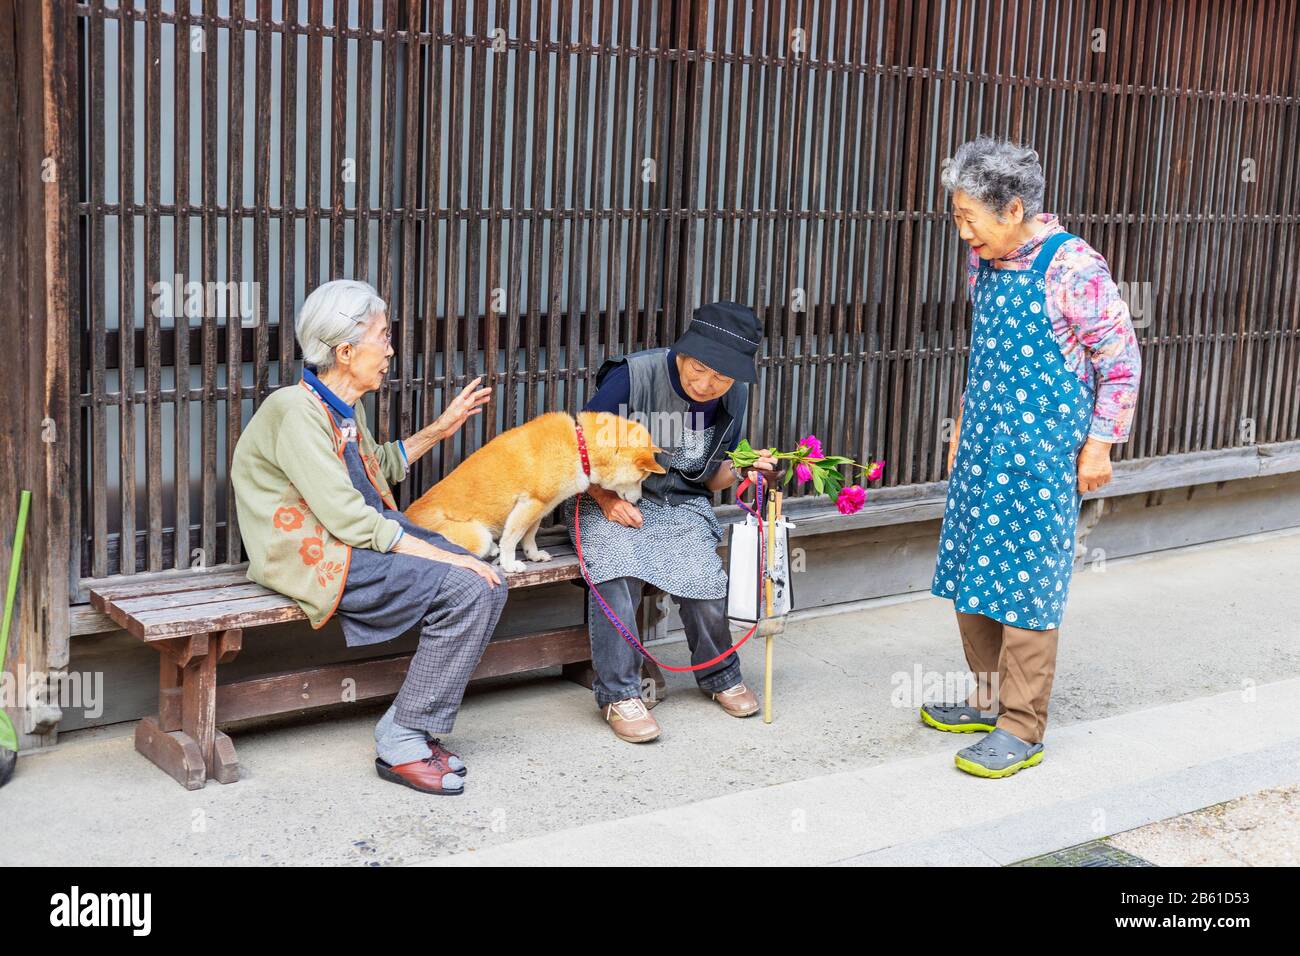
[603, 697, 661, 743]
[708, 683, 760, 717]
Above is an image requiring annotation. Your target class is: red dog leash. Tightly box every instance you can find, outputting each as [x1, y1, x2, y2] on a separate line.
[571, 423, 765, 673]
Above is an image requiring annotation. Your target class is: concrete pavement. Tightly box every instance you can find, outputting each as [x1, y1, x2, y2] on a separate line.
[2, 527, 1298, 866]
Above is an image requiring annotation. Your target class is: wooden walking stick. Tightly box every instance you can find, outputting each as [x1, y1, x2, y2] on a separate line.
[763, 491, 776, 724]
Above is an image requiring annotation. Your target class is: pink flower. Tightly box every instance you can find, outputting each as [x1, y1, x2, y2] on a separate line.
[795, 463, 813, 484]
[799, 434, 824, 459]
[836, 485, 867, 515]
[866, 460, 885, 481]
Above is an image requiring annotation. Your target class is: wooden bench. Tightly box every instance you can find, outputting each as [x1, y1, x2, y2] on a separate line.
[89, 547, 666, 790]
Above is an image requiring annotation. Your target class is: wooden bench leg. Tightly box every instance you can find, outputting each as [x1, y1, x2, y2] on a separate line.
[136, 629, 242, 790]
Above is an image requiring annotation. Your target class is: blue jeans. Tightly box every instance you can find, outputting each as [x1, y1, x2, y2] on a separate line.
[586, 576, 743, 707]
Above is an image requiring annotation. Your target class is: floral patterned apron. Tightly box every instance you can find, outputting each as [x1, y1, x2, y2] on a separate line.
[931, 231, 1093, 630]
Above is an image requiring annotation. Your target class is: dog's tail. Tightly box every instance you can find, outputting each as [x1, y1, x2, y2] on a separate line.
[404, 501, 493, 558]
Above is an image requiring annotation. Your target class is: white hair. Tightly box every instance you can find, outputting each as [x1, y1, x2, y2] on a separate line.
[295, 279, 388, 371]
[940, 136, 1046, 220]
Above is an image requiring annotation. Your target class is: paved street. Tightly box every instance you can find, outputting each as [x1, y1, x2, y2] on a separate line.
[4, 528, 1298, 866]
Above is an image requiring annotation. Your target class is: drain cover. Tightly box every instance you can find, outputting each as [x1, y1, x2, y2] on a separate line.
[1013, 841, 1155, 867]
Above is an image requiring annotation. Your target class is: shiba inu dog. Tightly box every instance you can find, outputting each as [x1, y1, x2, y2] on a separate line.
[405, 411, 666, 572]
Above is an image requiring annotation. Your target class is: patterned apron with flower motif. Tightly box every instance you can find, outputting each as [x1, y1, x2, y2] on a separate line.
[931, 231, 1093, 631]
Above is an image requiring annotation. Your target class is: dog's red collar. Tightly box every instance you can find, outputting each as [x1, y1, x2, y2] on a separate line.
[575, 422, 591, 477]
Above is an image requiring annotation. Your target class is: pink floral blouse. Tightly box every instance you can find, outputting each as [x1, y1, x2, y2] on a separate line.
[963, 214, 1142, 443]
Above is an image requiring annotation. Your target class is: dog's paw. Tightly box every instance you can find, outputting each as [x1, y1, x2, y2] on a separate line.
[498, 558, 526, 574]
[525, 549, 552, 563]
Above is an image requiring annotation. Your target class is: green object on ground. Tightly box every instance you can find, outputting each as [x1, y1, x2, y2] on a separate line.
[0, 489, 32, 757]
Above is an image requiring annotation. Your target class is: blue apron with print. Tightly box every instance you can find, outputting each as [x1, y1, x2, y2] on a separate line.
[931, 232, 1093, 630]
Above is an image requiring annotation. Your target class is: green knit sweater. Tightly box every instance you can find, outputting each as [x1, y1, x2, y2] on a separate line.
[231, 381, 409, 628]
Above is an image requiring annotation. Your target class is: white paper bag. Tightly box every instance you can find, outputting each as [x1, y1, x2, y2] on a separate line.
[726, 513, 795, 624]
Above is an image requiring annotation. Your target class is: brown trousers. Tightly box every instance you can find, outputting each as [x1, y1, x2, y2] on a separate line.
[956, 610, 1060, 744]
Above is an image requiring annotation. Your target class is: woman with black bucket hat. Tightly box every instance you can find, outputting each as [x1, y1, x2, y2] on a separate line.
[561, 301, 779, 743]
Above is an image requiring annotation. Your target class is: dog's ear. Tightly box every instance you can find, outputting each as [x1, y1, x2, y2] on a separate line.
[639, 450, 668, 475]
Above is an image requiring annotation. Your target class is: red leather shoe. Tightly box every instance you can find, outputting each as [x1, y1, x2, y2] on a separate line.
[425, 736, 467, 776]
[375, 752, 464, 796]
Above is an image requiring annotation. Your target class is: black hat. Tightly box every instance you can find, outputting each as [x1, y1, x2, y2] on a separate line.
[672, 301, 762, 383]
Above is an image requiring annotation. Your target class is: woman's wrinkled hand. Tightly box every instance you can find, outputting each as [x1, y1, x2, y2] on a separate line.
[393, 532, 502, 587]
[431, 375, 493, 442]
[601, 497, 644, 529]
[742, 449, 779, 483]
[1077, 438, 1114, 495]
[443, 552, 503, 587]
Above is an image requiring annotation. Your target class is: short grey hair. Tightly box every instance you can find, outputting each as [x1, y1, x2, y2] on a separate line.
[295, 279, 387, 371]
[941, 136, 1045, 220]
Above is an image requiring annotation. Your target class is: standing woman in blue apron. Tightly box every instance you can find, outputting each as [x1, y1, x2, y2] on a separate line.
[925, 137, 1143, 778]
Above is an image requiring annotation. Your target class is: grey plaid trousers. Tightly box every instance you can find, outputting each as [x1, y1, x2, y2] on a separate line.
[393, 567, 510, 734]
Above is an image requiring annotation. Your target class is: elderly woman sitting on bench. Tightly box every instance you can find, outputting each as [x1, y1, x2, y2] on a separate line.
[231, 279, 500, 797]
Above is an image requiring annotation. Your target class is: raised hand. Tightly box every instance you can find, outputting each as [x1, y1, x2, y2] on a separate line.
[432, 376, 493, 442]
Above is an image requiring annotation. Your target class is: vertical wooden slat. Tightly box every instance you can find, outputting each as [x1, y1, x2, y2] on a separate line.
[465, 0, 489, 433]
[1208, 4, 1252, 451]
[717, 0, 744, 303]
[375, 0, 398, 439]
[143, 0, 163, 571]
[200, 0, 218, 568]
[423, 0, 446, 479]
[43, 0, 78, 663]
[565, 0, 592, 414]
[642, 0, 671, 353]
[90, 0, 109, 578]
[1268, 1, 1300, 442]
[171, 0, 191, 569]
[118, 0, 138, 575]
[737, 0, 768, 444]
[1170, 0, 1208, 458]
[329, 0, 348, 279]
[398, 0, 419, 479]
[278, 0, 299, 392]
[483, 0, 507, 440]
[1151, 0, 1191, 459]
[581, 0, 610, 409]
[620, 0, 651, 355]
[843, 0, 874, 481]
[305, 0, 323, 290]
[253, 0, 271, 408]
[1130, 0, 1167, 458]
[1251, 0, 1289, 444]
[696, 0, 722, 309]
[761, 0, 786, 450]
[542, 0, 571, 414]
[524, 0, 551, 422]
[225, 1, 247, 566]
[504, 0, 531, 433]
[356, 0, 374, 283]
[668, 0, 704, 341]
